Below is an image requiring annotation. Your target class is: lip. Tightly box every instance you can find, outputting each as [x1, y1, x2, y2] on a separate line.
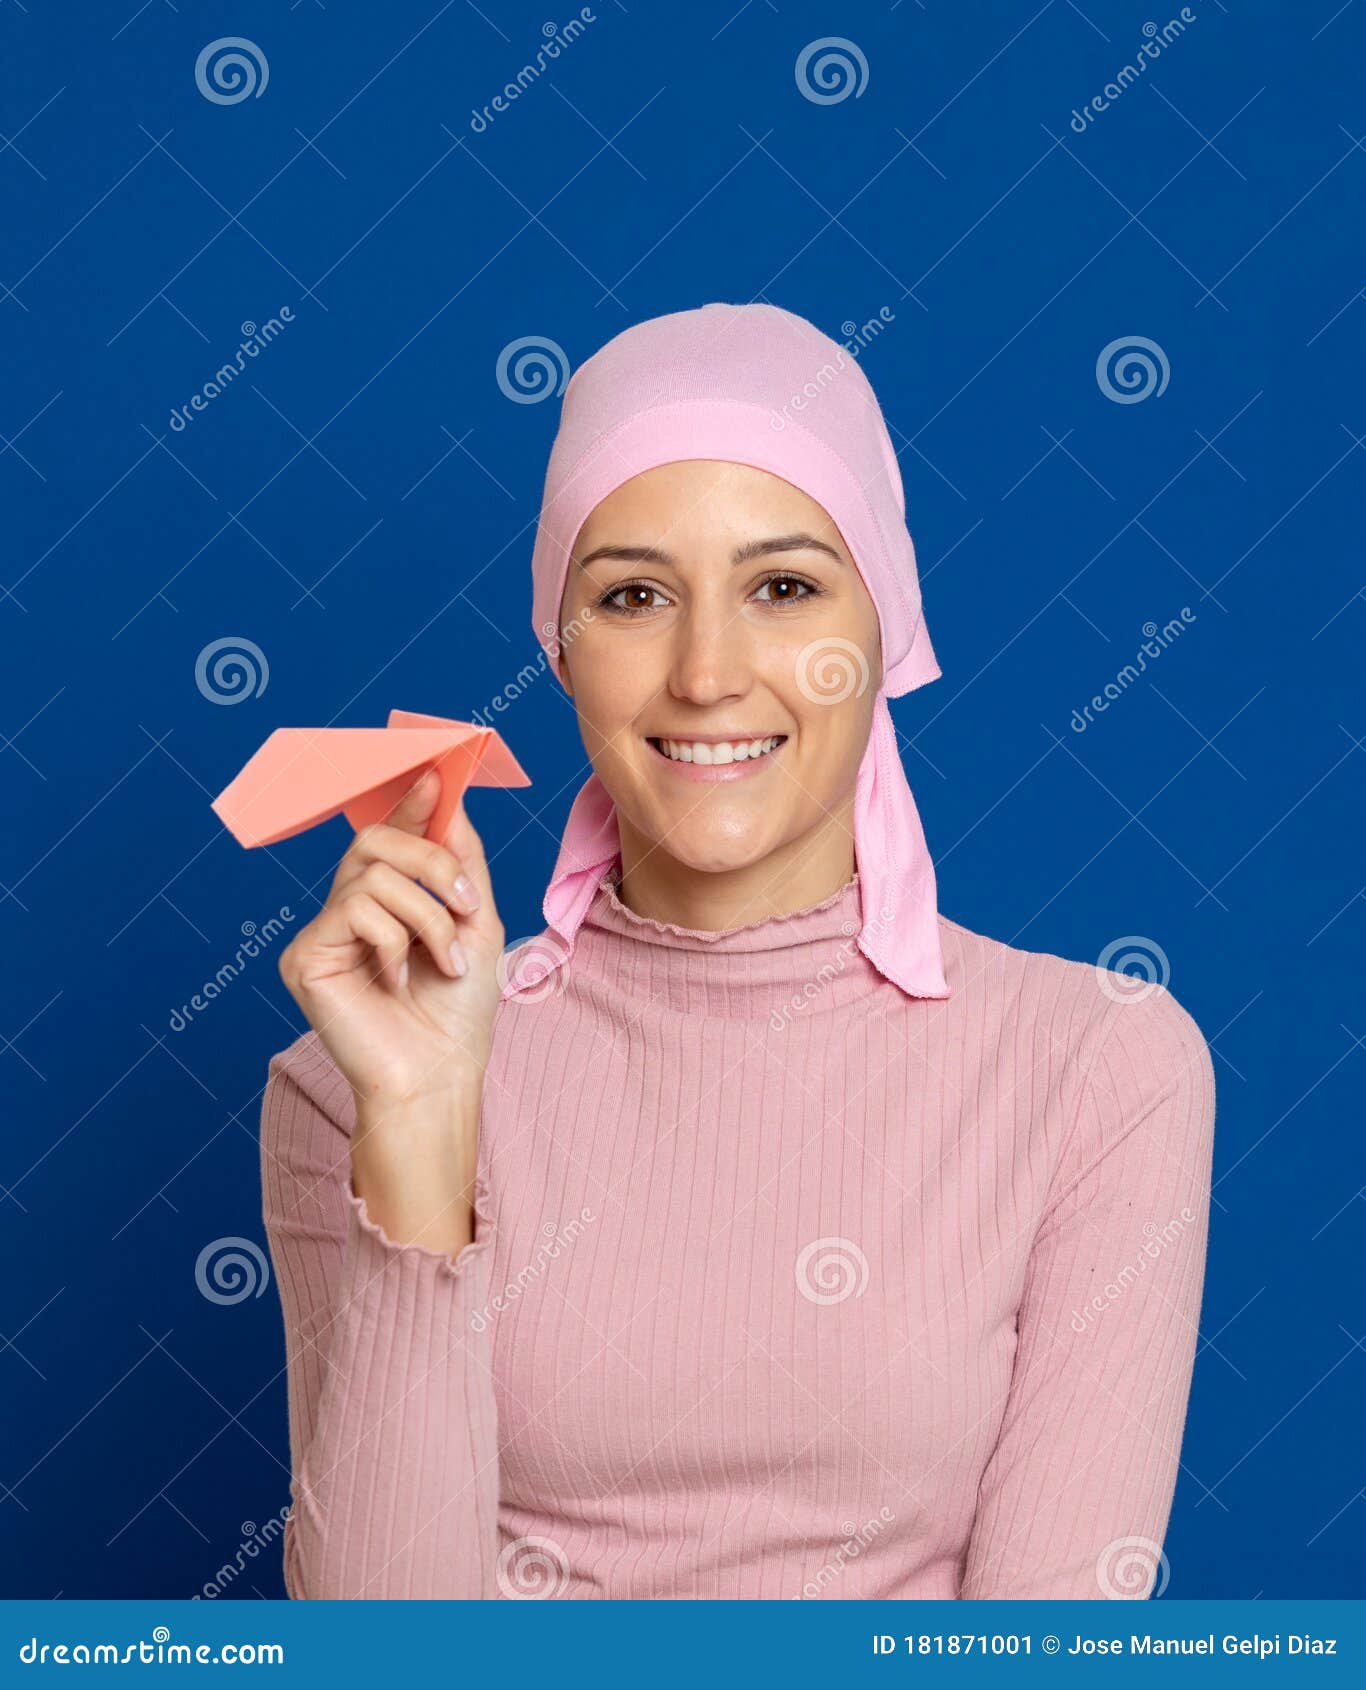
[645, 735, 787, 784]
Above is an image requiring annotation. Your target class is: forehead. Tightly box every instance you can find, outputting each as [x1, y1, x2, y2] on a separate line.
[575, 459, 846, 547]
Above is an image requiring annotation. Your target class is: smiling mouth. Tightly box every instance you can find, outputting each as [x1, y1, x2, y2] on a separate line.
[646, 735, 787, 766]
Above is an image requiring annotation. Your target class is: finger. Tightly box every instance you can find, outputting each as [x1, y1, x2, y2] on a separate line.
[333, 766, 440, 894]
[332, 891, 410, 992]
[335, 822, 477, 913]
[441, 795, 495, 912]
[346, 861, 468, 979]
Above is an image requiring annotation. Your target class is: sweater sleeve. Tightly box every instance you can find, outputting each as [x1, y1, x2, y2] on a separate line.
[258, 1031, 501, 1598]
[960, 981, 1216, 1600]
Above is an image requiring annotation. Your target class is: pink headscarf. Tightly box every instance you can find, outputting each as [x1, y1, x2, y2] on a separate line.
[502, 301, 950, 1002]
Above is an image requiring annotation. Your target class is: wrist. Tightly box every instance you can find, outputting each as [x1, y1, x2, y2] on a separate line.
[350, 1089, 482, 1257]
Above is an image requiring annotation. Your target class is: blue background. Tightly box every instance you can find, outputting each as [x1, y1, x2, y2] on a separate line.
[2, 0, 1360, 1600]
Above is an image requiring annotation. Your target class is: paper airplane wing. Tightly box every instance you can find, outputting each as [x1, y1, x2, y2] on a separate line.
[211, 713, 530, 848]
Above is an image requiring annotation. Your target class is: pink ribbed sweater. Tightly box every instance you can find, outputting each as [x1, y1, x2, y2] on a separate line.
[259, 871, 1215, 1600]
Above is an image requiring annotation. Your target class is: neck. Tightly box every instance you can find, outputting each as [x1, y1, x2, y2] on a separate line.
[614, 796, 857, 932]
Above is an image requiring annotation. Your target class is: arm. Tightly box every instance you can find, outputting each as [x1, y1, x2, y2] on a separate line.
[259, 1031, 501, 1598]
[961, 982, 1217, 1599]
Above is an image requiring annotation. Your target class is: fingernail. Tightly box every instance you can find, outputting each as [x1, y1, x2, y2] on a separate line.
[452, 873, 480, 913]
[448, 940, 468, 978]
[398, 959, 409, 990]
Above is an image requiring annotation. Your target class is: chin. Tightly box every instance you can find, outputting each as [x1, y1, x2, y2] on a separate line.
[665, 843, 769, 875]
[642, 814, 788, 876]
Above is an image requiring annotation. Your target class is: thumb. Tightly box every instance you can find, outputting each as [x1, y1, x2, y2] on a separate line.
[383, 765, 441, 837]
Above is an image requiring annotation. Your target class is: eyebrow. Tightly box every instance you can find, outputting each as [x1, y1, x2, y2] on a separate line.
[575, 533, 845, 570]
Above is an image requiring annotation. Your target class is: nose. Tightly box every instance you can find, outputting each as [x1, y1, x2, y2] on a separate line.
[665, 594, 753, 709]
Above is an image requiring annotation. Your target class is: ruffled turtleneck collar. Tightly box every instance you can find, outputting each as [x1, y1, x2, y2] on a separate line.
[570, 866, 889, 1021]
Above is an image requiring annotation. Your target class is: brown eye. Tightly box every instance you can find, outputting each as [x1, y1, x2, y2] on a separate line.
[600, 581, 670, 615]
[754, 574, 818, 605]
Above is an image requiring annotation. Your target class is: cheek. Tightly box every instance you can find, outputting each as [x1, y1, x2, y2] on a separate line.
[785, 683, 875, 796]
[566, 637, 651, 753]
[784, 622, 880, 706]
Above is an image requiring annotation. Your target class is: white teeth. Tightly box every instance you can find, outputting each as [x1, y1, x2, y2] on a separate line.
[655, 736, 783, 764]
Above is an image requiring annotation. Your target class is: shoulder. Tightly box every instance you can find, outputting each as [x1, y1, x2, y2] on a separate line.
[935, 912, 1214, 1107]
[936, 918, 1216, 1233]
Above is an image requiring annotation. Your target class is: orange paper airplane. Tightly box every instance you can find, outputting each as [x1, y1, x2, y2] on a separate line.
[211, 709, 530, 848]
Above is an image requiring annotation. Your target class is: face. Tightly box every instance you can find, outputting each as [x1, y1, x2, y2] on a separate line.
[556, 459, 883, 877]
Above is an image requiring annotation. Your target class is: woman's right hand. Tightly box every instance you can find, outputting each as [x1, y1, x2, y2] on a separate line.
[277, 768, 507, 1255]
[278, 767, 505, 1118]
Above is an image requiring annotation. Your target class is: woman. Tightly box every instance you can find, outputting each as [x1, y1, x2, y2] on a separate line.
[260, 302, 1216, 1601]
